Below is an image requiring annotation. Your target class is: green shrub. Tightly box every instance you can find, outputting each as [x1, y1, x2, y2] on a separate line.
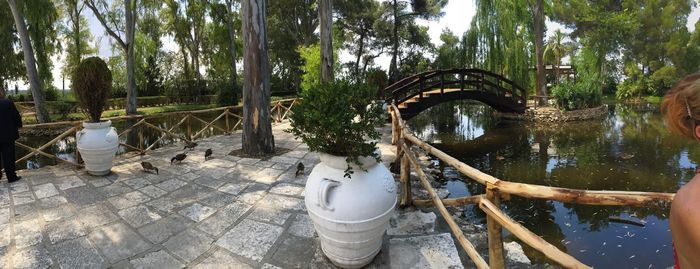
[213, 81, 240, 106]
[44, 86, 60, 101]
[551, 76, 602, 111]
[649, 65, 678, 95]
[72, 57, 112, 122]
[297, 44, 321, 92]
[46, 101, 78, 120]
[616, 77, 652, 101]
[287, 81, 384, 178]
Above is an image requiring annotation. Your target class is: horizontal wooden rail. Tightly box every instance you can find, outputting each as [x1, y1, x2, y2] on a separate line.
[479, 199, 591, 269]
[413, 195, 484, 207]
[400, 129, 674, 206]
[14, 99, 298, 169]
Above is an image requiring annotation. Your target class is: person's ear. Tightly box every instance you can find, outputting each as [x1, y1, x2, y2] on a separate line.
[695, 125, 700, 140]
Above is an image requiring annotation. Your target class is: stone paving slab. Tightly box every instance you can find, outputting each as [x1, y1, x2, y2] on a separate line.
[0, 122, 467, 269]
[388, 234, 464, 269]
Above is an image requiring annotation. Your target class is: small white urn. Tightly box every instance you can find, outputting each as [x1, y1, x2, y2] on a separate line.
[76, 120, 118, 176]
[305, 152, 397, 268]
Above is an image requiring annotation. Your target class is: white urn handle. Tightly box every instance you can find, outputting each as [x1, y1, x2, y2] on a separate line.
[318, 178, 340, 211]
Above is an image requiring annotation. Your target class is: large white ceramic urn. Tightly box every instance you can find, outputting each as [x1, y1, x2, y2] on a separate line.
[305, 152, 397, 268]
[76, 120, 119, 176]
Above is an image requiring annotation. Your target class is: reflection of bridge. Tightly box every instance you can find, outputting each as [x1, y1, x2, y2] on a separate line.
[385, 69, 528, 120]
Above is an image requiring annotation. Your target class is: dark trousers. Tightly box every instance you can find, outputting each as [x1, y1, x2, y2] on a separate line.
[0, 141, 17, 180]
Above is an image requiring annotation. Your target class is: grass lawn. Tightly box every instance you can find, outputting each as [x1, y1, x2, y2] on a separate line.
[601, 94, 617, 104]
[643, 95, 663, 104]
[601, 94, 663, 105]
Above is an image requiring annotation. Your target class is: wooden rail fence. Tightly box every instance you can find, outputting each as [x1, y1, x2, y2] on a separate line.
[14, 98, 298, 169]
[389, 104, 675, 269]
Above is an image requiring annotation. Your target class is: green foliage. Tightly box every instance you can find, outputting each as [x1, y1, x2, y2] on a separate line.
[214, 81, 240, 106]
[206, 2, 242, 83]
[465, 0, 532, 89]
[72, 57, 112, 122]
[334, 0, 382, 79]
[142, 55, 164, 96]
[267, 0, 319, 92]
[551, 75, 602, 111]
[649, 66, 678, 95]
[298, 44, 321, 92]
[553, 0, 699, 99]
[59, 0, 97, 81]
[0, 5, 24, 84]
[433, 29, 465, 69]
[616, 62, 650, 101]
[287, 81, 384, 178]
[46, 100, 78, 119]
[23, 0, 61, 86]
[365, 68, 388, 96]
[381, 0, 447, 80]
[44, 86, 59, 101]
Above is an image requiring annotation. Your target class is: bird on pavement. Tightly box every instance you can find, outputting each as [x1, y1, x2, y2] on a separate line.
[295, 162, 305, 177]
[141, 161, 159, 175]
[171, 153, 188, 164]
[204, 148, 213, 161]
[183, 142, 198, 150]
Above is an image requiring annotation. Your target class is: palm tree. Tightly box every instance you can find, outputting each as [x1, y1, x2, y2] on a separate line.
[544, 30, 571, 85]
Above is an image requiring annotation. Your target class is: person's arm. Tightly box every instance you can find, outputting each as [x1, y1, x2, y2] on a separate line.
[671, 178, 700, 268]
[11, 101, 22, 129]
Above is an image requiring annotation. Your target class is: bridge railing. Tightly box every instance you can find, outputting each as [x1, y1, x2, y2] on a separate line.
[385, 69, 527, 107]
[14, 98, 298, 170]
[389, 104, 674, 269]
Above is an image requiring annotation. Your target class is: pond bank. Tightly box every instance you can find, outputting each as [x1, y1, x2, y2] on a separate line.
[496, 105, 608, 123]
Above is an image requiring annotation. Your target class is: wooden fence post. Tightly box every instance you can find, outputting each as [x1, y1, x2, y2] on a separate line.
[400, 140, 413, 207]
[138, 124, 145, 155]
[187, 114, 192, 141]
[225, 109, 230, 134]
[391, 109, 398, 145]
[74, 123, 83, 164]
[486, 184, 506, 269]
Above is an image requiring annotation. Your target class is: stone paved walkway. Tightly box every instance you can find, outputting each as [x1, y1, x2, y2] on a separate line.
[0, 122, 465, 269]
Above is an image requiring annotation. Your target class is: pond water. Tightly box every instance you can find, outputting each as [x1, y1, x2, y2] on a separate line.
[16, 110, 229, 169]
[408, 101, 697, 269]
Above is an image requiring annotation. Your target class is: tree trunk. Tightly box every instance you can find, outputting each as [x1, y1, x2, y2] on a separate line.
[7, 0, 50, 123]
[241, 0, 275, 156]
[354, 30, 365, 78]
[180, 45, 191, 79]
[225, 0, 238, 100]
[534, 0, 546, 106]
[125, 0, 137, 115]
[319, 0, 333, 84]
[554, 55, 560, 84]
[0, 79, 5, 97]
[389, 0, 400, 83]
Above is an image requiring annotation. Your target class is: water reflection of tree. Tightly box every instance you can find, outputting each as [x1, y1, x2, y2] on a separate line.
[409, 100, 499, 143]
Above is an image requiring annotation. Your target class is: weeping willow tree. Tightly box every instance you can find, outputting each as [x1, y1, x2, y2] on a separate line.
[464, 0, 536, 92]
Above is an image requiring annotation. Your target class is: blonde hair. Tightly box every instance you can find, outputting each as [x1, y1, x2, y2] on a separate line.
[662, 72, 700, 140]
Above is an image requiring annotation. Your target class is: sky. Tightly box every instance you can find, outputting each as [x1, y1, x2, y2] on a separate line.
[12, 1, 700, 90]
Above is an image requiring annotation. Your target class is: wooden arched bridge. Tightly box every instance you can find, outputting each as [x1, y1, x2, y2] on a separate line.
[385, 69, 528, 120]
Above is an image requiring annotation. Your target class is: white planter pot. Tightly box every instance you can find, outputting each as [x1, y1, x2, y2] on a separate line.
[306, 152, 397, 268]
[76, 120, 118, 176]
